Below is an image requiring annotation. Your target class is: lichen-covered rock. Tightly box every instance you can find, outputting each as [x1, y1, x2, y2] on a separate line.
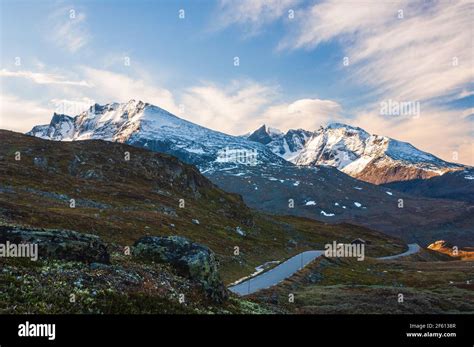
[133, 235, 227, 302]
[0, 226, 109, 264]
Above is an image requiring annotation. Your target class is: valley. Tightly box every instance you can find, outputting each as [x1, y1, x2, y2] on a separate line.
[0, 130, 405, 283]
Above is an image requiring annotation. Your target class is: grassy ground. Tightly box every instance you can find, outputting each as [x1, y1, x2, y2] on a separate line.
[0, 245, 276, 314]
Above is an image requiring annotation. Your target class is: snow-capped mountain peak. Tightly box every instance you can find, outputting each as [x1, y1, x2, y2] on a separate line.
[248, 122, 464, 184]
[246, 125, 313, 162]
[295, 122, 374, 171]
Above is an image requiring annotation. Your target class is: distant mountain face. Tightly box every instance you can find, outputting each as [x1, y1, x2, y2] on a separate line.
[29, 101, 464, 185]
[28, 100, 289, 171]
[383, 168, 474, 204]
[208, 163, 473, 247]
[245, 123, 464, 184]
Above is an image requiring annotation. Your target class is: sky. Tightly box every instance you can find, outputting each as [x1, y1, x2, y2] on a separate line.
[0, 0, 473, 165]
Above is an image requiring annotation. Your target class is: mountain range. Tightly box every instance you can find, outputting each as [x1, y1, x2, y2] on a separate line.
[28, 100, 288, 172]
[244, 124, 465, 184]
[28, 100, 466, 183]
[26, 100, 473, 246]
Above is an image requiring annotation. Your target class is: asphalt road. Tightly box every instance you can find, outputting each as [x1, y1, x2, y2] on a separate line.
[378, 243, 421, 260]
[229, 244, 420, 296]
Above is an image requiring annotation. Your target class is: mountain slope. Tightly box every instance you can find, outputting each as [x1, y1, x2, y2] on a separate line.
[28, 100, 288, 171]
[207, 164, 473, 247]
[383, 168, 474, 203]
[246, 123, 464, 184]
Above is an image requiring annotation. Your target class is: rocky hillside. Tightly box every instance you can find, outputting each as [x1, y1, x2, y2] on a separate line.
[0, 224, 264, 313]
[0, 130, 409, 314]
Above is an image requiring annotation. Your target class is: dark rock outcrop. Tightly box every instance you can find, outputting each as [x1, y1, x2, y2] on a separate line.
[133, 235, 227, 302]
[0, 225, 110, 263]
[247, 125, 273, 145]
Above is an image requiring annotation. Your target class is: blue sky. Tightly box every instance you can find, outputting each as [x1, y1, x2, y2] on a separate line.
[0, 0, 355, 103]
[0, 0, 472, 164]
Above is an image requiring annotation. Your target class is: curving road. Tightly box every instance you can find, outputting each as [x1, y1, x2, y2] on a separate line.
[378, 243, 420, 260]
[229, 244, 420, 296]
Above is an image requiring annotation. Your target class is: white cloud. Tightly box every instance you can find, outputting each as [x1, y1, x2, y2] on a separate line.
[278, 1, 394, 51]
[214, 0, 300, 34]
[279, 0, 473, 103]
[181, 80, 279, 134]
[0, 66, 181, 130]
[49, 97, 95, 116]
[181, 80, 343, 135]
[353, 107, 474, 166]
[262, 98, 343, 132]
[82, 67, 180, 114]
[0, 94, 53, 132]
[0, 69, 90, 86]
[275, 0, 473, 165]
[0, 63, 344, 138]
[49, 7, 90, 53]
